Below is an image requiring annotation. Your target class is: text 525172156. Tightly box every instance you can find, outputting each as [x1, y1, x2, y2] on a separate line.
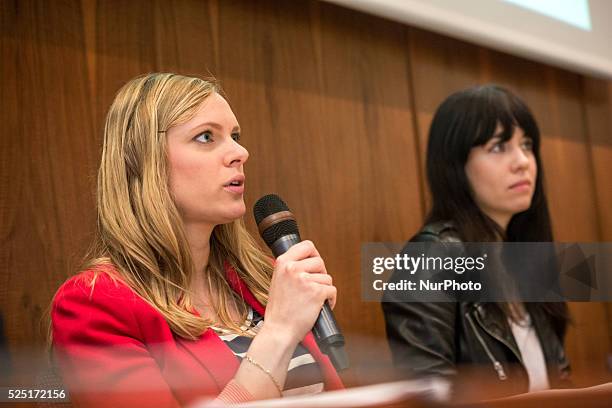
[2, 388, 68, 402]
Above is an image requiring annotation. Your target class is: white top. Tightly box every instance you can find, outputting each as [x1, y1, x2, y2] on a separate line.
[508, 313, 550, 392]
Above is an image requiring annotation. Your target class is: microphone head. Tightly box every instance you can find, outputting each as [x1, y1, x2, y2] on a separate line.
[253, 194, 288, 224]
[253, 194, 300, 247]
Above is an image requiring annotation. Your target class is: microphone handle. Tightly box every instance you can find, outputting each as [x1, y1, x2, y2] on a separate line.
[313, 303, 349, 371]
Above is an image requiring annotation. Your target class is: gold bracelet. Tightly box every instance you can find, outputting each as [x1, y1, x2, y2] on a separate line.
[244, 354, 283, 396]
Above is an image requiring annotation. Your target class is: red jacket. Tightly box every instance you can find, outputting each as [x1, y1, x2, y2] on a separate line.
[52, 264, 344, 407]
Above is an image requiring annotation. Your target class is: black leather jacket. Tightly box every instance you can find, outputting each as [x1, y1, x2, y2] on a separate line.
[382, 222, 571, 394]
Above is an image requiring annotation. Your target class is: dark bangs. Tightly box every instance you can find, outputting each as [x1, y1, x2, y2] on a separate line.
[469, 85, 541, 152]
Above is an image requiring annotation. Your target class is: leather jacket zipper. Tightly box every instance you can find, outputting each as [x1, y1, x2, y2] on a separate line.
[465, 312, 508, 380]
[472, 308, 524, 365]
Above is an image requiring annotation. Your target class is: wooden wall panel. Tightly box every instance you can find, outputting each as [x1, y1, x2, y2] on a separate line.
[1, 0, 98, 387]
[582, 79, 612, 241]
[582, 77, 612, 382]
[537, 70, 600, 241]
[1, 0, 610, 389]
[0, 0, 20, 319]
[407, 28, 489, 211]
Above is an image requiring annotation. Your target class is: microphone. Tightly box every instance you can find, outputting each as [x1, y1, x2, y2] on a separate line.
[253, 194, 349, 371]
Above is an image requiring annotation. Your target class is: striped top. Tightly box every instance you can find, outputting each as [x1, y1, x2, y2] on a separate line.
[211, 307, 325, 396]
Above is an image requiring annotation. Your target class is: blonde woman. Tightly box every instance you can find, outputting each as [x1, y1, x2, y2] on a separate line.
[51, 73, 343, 408]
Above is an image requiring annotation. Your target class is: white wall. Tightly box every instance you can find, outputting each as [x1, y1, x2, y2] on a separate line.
[326, 0, 612, 79]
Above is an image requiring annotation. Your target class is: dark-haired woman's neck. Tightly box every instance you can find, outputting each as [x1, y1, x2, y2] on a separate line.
[481, 210, 511, 240]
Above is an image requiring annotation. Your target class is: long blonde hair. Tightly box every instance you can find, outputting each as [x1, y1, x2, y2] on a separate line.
[83, 73, 273, 339]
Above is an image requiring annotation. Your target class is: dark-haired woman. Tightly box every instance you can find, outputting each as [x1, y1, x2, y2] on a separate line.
[382, 85, 570, 397]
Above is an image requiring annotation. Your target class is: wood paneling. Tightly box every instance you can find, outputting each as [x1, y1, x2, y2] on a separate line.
[582, 79, 612, 241]
[1, 0, 610, 388]
[582, 77, 612, 383]
[1, 0, 97, 346]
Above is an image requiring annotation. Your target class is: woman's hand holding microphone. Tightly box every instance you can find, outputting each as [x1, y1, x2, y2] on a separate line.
[264, 240, 337, 342]
[232, 240, 336, 399]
